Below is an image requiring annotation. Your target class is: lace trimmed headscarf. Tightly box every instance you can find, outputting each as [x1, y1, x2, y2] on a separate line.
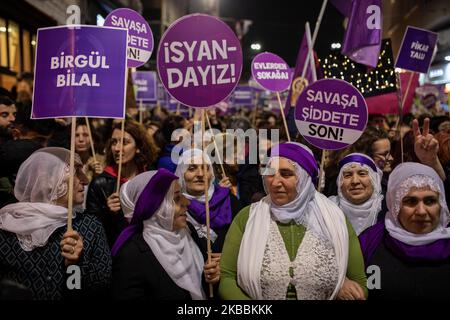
[385, 162, 450, 246]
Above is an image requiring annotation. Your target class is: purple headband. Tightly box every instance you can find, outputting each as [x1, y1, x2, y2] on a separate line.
[270, 143, 318, 183]
[111, 168, 179, 256]
[338, 154, 377, 172]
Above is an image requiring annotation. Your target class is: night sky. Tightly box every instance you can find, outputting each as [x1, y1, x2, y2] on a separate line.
[219, 0, 345, 80]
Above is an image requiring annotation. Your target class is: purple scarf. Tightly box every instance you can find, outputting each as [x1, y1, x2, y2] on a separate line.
[338, 154, 378, 172]
[187, 185, 232, 229]
[359, 221, 450, 265]
[270, 143, 319, 183]
[111, 168, 179, 256]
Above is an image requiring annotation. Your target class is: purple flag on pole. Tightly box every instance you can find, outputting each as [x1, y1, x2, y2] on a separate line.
[284, 33, 317, 114]
[330, 0, 352, 16]
[333, 0, 382, 68]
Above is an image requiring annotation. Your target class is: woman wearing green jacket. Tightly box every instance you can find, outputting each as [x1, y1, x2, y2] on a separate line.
[219, 142, 367, 300]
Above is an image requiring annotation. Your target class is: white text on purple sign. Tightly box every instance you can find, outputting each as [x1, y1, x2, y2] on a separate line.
[410, 41, 430, 61]
[300, 89, 360, 142]
[163, 40, 237, 88]
[51, 52, 109, 87]
[254, 62, 289, 80]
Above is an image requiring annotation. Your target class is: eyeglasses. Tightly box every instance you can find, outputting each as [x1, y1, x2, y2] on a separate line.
[373, 151, 391, 160]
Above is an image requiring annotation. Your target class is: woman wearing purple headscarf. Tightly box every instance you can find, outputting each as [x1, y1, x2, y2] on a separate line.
[359, 162, 450, 299]
[219, 142, 367, 300]
[111, 169, 220, 300]
[174, 148, 242, 257]
[329, 153, 384, 235]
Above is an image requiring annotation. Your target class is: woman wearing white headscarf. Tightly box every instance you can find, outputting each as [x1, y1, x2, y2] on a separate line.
[0, 147, 111, 300]
[174, 149, 241, 256]
[219, 142, 367, 300]
[329, 153, 384, 235]
[360, 162, 450, 299]
[111, 168, 220, 300]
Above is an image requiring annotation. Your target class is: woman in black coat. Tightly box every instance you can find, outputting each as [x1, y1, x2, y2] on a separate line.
[0, 148, 111, 299]
[111, 169, 220, 300]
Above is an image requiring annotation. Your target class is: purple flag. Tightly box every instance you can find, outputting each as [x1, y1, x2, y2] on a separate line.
[284, 33, 318, 114]
[330, 0, 352, 16]
[334, 0, 382, 68]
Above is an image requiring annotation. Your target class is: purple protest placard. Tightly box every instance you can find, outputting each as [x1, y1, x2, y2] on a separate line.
[166, 94, 179, 111]
[251, 52, 292, 92]
[104, 8, 153, 68]
[295, 79, 368, 150]
[231, 85, 254, 106]
[395, 26, 438, 74]
[132, 71, 157, 102]
[32, 25, 127, 119]
[157, 13, 242, 108]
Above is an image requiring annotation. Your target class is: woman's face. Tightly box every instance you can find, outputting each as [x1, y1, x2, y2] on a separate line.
[184, 158, 213, 197]
[111, 129, 138, 165]
[398, 187, 441, 234]
[265, 157, 298, 206]
[172, 182, 190, 231]
[340, 165, 374, 205]
[75, 125, 90, 153]
[372, 138, 393, 174]
[57, 165, 89, 207]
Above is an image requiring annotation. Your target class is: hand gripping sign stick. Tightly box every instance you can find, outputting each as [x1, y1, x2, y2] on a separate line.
[67, 117, 77, 231]
[205, 112, 228, 180]
[201, 110, 214, 298]
[84, 117, 97, 164]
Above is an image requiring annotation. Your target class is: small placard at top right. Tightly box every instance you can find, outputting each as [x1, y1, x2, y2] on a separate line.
[395, 26, 438, 74]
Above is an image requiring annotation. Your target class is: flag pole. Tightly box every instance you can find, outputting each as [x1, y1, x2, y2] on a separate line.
[139, 100, 143, 124]
[306, 21, 327, 191]
[67, 117, 77, 231]
[395, 71, 415, 163]
[276, 92, 291, 142]
[116, 68, 129, 193]
[201, 110, 213, 298]
[300, 0, 328, 81]
[84, 117, 97, 164]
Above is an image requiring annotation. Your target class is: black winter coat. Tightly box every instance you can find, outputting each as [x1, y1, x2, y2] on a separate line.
[86, 171, 128, 248]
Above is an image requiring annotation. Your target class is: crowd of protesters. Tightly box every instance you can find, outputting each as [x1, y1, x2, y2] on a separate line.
[1, 72, 450, 301]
